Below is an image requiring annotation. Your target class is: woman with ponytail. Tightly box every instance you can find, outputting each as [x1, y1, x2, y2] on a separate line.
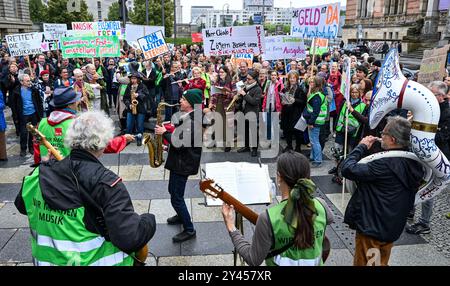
[221, 151, 334, 266]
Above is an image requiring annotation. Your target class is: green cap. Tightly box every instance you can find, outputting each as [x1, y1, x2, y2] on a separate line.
[182, 88, 203, 107]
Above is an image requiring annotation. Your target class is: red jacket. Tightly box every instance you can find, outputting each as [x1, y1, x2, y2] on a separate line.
[262, 79, 284, 112]
[183, 78, 206, 95]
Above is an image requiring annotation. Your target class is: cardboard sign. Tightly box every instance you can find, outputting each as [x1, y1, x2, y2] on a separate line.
[137, 31, 169, 60]
[263, 36, 306, 60]
[192, 33, 203, 43]
[6, 32, 43, 57]
[60, 36, 120, 58]
[202, 25, 265, 56]
[309, 38, 329, 56]
[418, 45, 450, 86]
[231, 54, 254, 68]
[291, 3, 340, 39]
[125, 24, 165, 43]
[43, 23, 67, 41]
[71, 21, 123, 38]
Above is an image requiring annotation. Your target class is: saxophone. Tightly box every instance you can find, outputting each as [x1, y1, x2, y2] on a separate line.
[144, 102, 180, 168]
[131, 85, 138, 115]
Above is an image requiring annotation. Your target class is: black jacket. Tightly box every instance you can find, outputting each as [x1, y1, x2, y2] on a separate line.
[123, 82, 149, 115]
[237, 83, 262, 114]
[163, 111, 202, 176]
[341, 144, 424, 242]
[280, 84, 307, 131]
[11, 84, 43, 123]
[15, 149, 156, 254]
[435, 100, 450, 158]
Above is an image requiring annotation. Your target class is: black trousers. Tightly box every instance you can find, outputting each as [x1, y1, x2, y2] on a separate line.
[19, 113, 38, 152]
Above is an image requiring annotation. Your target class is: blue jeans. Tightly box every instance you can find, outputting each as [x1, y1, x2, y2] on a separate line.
[308, 126, 322, 163]
[168, 172, 194, 232]
[126, 113, 145, 135]
[418, 199, 434, 227]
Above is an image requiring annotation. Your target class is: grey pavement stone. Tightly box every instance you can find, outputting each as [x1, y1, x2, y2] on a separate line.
[0, 166, 33, 184]
[149, 199, 191, 224]
[148, 224, 182, 257]
[324, 249, 353, 266]
[158, 254, 234, 266]
[0, 184, 20, 202]
[181, 222, 234, 256]
[0, 228, 32, 263]
[191, 198, 223, 223]
[325, 193, 351, 216]
[326, 228, 347, 249]
[0, 202, 4, 209]
[312, 175, 343, 195]
[132, 200, 150, 215]
[0, 229, 16, 250]
[123, 180, 203, 200]
[390, 244, 450, 266]
[0, 203, 29, 228]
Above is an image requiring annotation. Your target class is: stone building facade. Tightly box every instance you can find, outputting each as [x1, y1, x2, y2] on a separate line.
[343, 0, 449, 50]
[0, 0, 33, 39]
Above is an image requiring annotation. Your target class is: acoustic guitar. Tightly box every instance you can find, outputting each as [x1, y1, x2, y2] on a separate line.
[27, 123, 148, 266]
[199, 179, 331, 263]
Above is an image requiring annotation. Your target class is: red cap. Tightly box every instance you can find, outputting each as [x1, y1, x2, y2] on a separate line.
[40, 70, 50, 77]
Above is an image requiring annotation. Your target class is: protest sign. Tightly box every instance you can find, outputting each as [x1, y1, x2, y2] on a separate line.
[417, 45, 450, 86]
[340, 57, 351, 101]
[60, 36, 120, 58]
[291, 3, 340, 39]
[43, 23, 68, 41]
[137, 30, 169, 60]
[71, 21, 123, 38]
[125, 24, 165, 42]
[231, 54, 254, 68]
[41, 40, 59, 52]
[6, 32, 43, 57]
[202, 25, 265, 56]
[309, 38, 329, 56]
[263, 36, 306, 60]
[192, 33, 203, 43]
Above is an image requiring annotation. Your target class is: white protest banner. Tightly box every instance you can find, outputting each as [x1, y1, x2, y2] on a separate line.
[291, 2, 340, 39]
[263, 36, 306, 60]
[138, 30, 169, 60]
[71, 21, 123, 38]
[6, 32, 43, 57]
[43, 23, 68, 41]
[340, 57, 351, 101]
[41, 40, 59, 52]
[231, 53, 254, 68]
[202, 25, 265, 56]
[125, 24, 165, 43]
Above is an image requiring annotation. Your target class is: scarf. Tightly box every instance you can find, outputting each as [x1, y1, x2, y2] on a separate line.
[86, 72, 94, 82]
[282, 179, 317, 229]
[244, 81, 258, 91]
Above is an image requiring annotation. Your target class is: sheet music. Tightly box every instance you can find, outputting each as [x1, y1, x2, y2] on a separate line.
[211, 86, 225, 95]
[204, 162, 272, 206]
[294, 115, 307, 132]
[236, 81, 245, 93]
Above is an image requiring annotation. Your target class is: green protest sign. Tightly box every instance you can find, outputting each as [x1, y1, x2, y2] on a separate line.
[60, 36, 120, 58]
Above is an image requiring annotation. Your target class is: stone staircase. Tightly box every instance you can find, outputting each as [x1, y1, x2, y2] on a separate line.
[404, 41, 441, 59]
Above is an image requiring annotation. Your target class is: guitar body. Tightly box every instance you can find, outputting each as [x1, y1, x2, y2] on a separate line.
[134, 245, 148, 266]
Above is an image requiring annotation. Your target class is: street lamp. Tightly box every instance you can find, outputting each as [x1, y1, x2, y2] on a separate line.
[222, 3, 230, 27]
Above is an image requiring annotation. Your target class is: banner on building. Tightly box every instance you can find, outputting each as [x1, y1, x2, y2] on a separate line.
[138, 31, 169, 60]
[6, 32, 43, 57]
[191, 33, 203, 43]
[263, 36, 306, 60]
[231, 53, 254, 68]
[202, 25, 265, 56]
[60, 36, 120, 58]
[309, 38, 329, 56]
[418, 45, 450, 86]
[71, 21, 123, 38]
[43, 23, 68, 41]
[125, 24, 165, 43]
[291, 2, 340, 39]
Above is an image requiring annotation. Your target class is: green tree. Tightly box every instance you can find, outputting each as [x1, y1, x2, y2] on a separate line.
[233, 20, 241, 26]
[107, 2, 120, 21]
[29, 0, 48, 23]
[248, 16, 254, 25]
[46, 0, 93, 25]
[129, 0, 174, 38]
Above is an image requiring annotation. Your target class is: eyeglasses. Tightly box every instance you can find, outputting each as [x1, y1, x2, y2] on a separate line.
[380, 131, 391, 137]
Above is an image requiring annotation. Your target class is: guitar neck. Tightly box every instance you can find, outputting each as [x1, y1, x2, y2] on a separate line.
[219, 192, 259, 225]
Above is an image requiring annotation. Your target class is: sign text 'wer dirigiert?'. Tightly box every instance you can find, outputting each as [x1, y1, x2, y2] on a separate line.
[137, 30, 169, 60]
[202, 25, 265, 56]
[291, 3, 340, 39]
[60, 36, 120, 58]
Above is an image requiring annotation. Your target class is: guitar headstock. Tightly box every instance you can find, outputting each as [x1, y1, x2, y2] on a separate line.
[199, 179, 224, 199]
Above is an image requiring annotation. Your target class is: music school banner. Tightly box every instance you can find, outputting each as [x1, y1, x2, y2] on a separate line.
[291, 2, 340, 39]
[202, 25, 265, 56]
[6, 32, 43, 57]
[137, 30, 169, 60]
[60, 36, 120, 58]
[71, 21, 123, 38]
[418, 45, 450, 86]
[263, 36, 306, 61]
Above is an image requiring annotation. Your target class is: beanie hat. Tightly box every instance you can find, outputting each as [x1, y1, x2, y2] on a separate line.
[182, 89, 203, 107]
[40, 70, 50, 77]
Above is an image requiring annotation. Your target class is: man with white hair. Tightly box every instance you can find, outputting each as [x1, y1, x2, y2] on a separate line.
[73, 68, 94, 111]
[15, 111, 156, 266]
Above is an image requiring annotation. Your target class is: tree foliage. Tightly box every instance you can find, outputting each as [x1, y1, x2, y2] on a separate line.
[29, 0, 48, 23]
[248, 16, 254, 25]
[45, 0, 93, 25]
[107, 2, 120, 21]
[129, 0, 174, 37]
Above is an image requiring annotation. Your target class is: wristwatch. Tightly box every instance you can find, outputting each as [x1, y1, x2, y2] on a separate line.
[229, 226, 238, 233]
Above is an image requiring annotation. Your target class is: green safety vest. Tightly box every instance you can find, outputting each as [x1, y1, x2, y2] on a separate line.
[119, 84, 127, 98]
[265, 199, 326, 266]
[336, 101, 367, 137]
[306, 92, 327, 125]
[22, 168, 134, 266]
[38, 117, 74, 159]
[96, 66, 103, 78]
[201, 73, 211, 99]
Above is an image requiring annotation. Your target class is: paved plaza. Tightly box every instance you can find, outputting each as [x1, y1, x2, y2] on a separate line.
[0, 109, 449, 266]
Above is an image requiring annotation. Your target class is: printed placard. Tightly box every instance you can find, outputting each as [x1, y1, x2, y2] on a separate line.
[60, 36, 120, 58]
[6, 32, 43, 57]
[231, 54, 254, 68]
[43, 23, 68, 41]
[263, 36, 306, 60]
[291, 3, 340, 39]
[137, 30, 169, 60]
[202, 25, 265, 56]
[71, 21, 122, 38]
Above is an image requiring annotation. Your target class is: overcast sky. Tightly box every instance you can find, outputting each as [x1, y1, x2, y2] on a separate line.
[181, 0, 347, 23]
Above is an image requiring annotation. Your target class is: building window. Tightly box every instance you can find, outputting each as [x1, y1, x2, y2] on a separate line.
[384, 32, 387, 39]
[98, 11, 102, 20]
[12, 0, 19, 18]
[389, 32, 393, 39]
[395, 32, 399, 39]
[97, 1, 101, 9]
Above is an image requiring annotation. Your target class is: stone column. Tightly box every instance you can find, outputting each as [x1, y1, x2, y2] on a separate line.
[423, 0, 440, 36]
[439, 8, 450, 44]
